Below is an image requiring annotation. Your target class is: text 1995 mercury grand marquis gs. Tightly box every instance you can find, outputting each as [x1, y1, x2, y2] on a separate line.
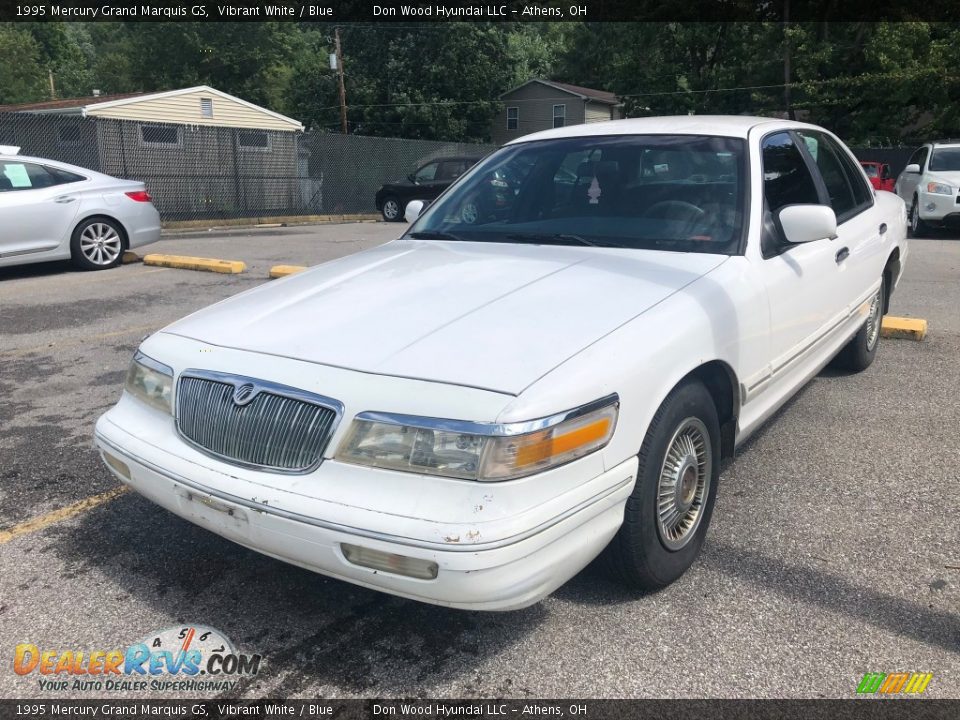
[96, 117, 907, 610]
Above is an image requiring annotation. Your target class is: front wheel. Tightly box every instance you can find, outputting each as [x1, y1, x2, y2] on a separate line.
[832, 276, 885, 372]
[604, 379, 720, 591]
[70, 218, 125, 270]
[909, 196, 929, 238]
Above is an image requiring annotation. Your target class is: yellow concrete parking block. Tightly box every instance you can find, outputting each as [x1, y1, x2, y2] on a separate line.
[269, 265, 308, 279]
[143, 254, 246, 274]
[881, 316, 927, 341]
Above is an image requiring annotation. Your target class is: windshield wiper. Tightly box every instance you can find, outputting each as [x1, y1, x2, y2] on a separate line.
[504, 232, 601, 247]
[407, 231, 466, 242]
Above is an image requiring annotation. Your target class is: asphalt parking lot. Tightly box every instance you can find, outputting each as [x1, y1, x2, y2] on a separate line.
[0, 222, 957, 700]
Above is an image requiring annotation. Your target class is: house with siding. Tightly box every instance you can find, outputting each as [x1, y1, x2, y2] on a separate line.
[0, 86, 306, 217]
[491, 80, 622, 145]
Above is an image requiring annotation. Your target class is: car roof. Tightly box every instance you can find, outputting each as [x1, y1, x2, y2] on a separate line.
[504, 115, 827, 145]
[0, 153, 105, 177]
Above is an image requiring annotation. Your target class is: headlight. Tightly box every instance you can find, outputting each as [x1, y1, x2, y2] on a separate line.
[124, 350, 173, 414]
[927, 182, 953, 195]
[336, 395, 618, 481]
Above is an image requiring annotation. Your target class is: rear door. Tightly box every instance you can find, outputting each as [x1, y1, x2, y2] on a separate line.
[0, 160, 83, 258]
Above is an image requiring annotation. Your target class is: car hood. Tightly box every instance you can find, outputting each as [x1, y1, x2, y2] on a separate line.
[163, 240, 726, 394]
[926, 171, 960, 186]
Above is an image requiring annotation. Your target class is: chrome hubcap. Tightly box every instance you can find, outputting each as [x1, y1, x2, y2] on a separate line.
[383, 200, 399, 219]
[911, 204, 919, 231]
[657, 417, 712, 551]
[866, 287, 882, 351]
[79, 223, 121, 265]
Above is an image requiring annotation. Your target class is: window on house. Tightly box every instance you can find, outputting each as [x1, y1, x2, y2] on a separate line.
[238, 130, 271, 151]
[200, 98, 213, 118]
[507, 107, 519, 131]
[140, 124, 181, 147]
[553, 104, 566, 129]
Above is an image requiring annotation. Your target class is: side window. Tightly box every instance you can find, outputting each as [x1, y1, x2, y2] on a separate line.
[0, 161, 57, 191]
[761, 132, 819, 214]
[46, 166, 85, 185]
[796, 131, 857, 219]
[823, 133, 872, 209]
[907, 146, 929, 171]
[436, 161, 463, 182]
[414, 163, 438, 183]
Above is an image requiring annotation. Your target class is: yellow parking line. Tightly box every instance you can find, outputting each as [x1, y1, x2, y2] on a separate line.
[0, 323, 157, 359]
[0, 486, 129, 545]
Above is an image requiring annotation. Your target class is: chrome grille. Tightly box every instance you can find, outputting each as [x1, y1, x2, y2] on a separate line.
[176, 372, 342, 473]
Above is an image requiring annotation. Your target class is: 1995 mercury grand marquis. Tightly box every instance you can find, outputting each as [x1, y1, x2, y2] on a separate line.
[96, 117, 907, 610]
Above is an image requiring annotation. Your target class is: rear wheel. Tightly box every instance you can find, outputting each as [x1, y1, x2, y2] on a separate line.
[604, 380, 720, 591]
[832, 276, 885, 372]
[70, 218, 125, 270]
[381, 197, 403, 222]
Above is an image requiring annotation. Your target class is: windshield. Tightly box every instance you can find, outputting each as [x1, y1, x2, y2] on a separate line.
[929, 147, 960, 172]
[860, 163, 879, 177]
[406, 135, 746, 254]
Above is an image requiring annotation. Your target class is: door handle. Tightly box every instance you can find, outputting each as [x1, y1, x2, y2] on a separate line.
[835, 247, 850, 263]
[879, 223, 887, 234]
[53, 195, 76, 203]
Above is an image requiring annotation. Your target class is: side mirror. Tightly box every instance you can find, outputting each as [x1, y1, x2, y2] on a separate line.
[404, 199, 425, 223]
[778, 205, 837, 244]
[904, 163, 920, 174]
[407, 173, 417, 183]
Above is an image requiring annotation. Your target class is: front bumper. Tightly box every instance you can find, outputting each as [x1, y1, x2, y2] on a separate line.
[916, 190, 960, 224]
[94, 410, 636, 611]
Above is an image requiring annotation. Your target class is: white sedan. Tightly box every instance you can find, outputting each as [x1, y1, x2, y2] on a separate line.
[95, 117, 907, 610]
[0, 146, 160, 270]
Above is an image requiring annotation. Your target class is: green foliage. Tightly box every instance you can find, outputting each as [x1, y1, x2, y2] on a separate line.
[0, 24, 48, 104]
[4, 20, 960, 144]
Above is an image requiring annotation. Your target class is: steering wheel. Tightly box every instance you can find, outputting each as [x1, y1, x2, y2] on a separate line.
[642, 200, 705, 225]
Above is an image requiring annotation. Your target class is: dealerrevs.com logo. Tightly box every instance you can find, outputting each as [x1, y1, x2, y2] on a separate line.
[14, 626, 261, 693]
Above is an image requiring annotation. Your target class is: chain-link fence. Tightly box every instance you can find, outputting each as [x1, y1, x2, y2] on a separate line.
[1, 111, 918, 221]
[0, 112, 496, 220]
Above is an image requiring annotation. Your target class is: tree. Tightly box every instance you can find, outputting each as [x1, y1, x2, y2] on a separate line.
[0, 24, 48, 104]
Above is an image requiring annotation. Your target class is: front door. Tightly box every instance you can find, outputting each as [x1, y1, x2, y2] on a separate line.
[0, 160, 81, 257]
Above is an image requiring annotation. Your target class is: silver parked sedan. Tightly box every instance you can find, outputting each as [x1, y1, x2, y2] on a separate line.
[0, 146, 161, 271]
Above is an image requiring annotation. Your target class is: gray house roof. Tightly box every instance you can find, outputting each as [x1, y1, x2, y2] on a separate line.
[501, 79, 620, 106]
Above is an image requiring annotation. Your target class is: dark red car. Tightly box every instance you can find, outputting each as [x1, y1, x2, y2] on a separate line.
[860, 161, 895, 192]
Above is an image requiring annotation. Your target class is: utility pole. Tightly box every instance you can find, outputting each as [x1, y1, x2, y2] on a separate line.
[48, 69, 56, 100]
[783, 0, 795, 120]
[334, 28, 348, 134]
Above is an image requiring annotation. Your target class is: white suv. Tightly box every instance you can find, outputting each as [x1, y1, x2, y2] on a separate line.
[895, 140, 960, 236]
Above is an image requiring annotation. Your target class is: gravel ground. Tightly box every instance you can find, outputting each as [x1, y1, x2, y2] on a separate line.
[0, 223, 956, 700]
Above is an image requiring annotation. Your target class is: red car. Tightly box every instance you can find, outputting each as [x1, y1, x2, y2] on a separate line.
[860, 161, 895, 192]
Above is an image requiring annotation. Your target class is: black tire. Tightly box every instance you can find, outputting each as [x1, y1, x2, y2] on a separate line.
[832, 275, 885, 372]
[909, 196, 929, 238]
[70, 217, 126, 271]
[604, 379, 720, 591]
[380, 196, 404, 222]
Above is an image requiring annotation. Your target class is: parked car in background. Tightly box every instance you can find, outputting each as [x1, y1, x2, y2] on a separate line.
[97, 117, 906, 611]
[0, 146, 160, 271]
[375, 156, 481, 221]
[860, 161, 895, 192]
[894, 140, 960, 236]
